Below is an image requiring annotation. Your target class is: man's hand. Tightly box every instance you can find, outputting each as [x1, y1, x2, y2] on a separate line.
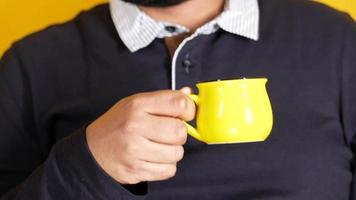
[86, 89, 195, 184]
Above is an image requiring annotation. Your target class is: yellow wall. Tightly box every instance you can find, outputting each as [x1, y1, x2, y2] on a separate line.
[316, 0, 356, 19]
[0, 0, 355, 57]
[0, 0, 107, 56]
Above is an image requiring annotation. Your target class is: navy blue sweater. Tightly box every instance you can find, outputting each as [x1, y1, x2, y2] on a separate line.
[1, 0, 356, 199]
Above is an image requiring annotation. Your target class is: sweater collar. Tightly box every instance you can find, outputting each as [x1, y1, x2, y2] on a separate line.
[110, 0, 260, 52]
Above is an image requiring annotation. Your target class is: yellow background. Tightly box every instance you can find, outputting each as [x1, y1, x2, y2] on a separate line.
[0, 0, 107, 56]
[0, 0, 355, 56]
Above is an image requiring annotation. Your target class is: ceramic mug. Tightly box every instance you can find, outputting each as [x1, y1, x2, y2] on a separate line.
[184, 78, 273, 144]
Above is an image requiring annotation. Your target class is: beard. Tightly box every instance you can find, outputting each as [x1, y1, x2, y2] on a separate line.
[122, 0, 188, 7]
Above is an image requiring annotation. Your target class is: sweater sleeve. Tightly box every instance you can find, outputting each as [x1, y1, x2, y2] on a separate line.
[0, 46, 147, 200]
[340, 15, 356, 199]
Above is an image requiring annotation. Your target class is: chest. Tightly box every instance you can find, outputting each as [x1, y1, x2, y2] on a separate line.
[40, 34, 352, 199]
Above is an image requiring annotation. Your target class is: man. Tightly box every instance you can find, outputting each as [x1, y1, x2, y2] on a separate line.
[0, 0, 355, 199]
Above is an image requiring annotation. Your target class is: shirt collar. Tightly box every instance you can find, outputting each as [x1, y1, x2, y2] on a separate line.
[110, 0, 260, 52]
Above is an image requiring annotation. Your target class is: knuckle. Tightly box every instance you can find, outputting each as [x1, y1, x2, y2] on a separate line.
[126, 161, 142, 174]
[152, 164, 177, 180]
[127, 143, 140, 156]
[174, 122, 187, 144]
[165, 165, 177, 178]
[175, 146, 185, 161]
[172, 94, 188, 115]
[128, 96, 144, 110]
[120, 120, 139, 134]
[157, 165, 176, 179]
[122, 141, 140, 157]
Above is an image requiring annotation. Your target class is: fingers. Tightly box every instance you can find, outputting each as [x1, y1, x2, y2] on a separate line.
[122, 137, 183, 182]
[143, 115, 187, 145]
[134, 161, 178, 182]
[136, 139, 184, 164]
[135, 90, 196, 121]
[86, 88, 195, 185]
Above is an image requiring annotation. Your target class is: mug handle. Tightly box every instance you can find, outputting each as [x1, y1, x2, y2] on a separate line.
[184, 94, 204, 142]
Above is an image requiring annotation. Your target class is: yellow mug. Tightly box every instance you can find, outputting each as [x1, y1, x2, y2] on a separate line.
[185, 78, 273, 144]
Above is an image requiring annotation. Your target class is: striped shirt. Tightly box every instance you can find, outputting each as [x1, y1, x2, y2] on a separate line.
[109, 0, 260, 89]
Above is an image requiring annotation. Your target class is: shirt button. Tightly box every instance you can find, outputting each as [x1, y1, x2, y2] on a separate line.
[165, 26, 177, 33]
[183, 59, 192, 68]
[182, 56, 193, 74]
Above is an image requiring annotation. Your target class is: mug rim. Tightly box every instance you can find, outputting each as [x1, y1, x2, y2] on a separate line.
[197, 77, 268, 86]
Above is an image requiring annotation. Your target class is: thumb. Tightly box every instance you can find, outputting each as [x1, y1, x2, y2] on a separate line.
[179, 87, 192, 95]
